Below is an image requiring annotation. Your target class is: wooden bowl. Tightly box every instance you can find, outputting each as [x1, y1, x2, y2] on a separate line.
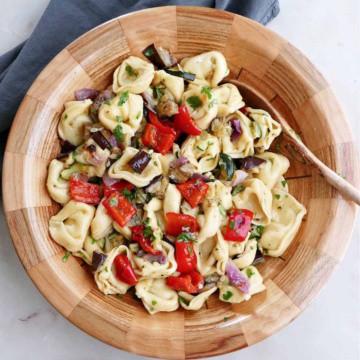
[3, 6, 359, 359]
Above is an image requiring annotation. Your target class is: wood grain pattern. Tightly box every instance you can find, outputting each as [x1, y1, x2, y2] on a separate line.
[2, 6, 358, 359]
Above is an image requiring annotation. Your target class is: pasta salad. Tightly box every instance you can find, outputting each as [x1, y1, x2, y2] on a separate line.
[47, 45, 306, 314]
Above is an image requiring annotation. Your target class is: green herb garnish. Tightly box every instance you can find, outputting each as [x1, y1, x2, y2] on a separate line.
[223, 291, 233, 301]
[281, 179, 287, 188]
[118, 91, 129, 106]
[72, 150, 78, 159]
[232, 185, 243, 196]
[275, 194, 281, 200]
[208, 98, 218, 109]
[121, 189, 135, 201]
[246, 268, 255, 278]
[151, 300, 157, 306]
[229, 221, 235, 229]
[136, 111, 141, 119]
[218, 204, 226, 217]
[114, 124, 125, 143]
[63, 114, 68, 120]
[61, 251, 71, 262]
[177, 232, 196, 242]
[152, 85, 165, 99]
[104, 100, 110, 105]
[179, 295, 189, 306]
[125, 65, 137, 77]
[109, 197, 118, 206]
[201, 86, 212, 99]
[186, 96, 203, 110]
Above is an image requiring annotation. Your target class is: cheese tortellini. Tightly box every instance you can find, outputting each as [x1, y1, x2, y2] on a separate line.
[58, 99, 93, 146]
[48, 47, 306, 315]
[113, 56, 155, 94]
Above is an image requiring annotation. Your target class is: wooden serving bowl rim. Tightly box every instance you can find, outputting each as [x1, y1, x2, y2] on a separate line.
[2, 6, 359, 359]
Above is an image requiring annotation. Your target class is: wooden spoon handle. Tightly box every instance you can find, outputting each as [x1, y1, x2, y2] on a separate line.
[229, 79, 360, 206]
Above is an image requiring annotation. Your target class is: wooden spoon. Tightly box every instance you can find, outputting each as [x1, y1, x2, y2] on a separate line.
[229, 78, 360, 206]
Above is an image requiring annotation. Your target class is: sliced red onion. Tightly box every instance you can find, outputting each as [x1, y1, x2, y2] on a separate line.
[228, 170, 248, 187]
[103, 170, 119, 186]
[230, 118, 242, 142]
[169, 157, 189, 169]
[101, 89, 113, 100]
[225, 260, 250, 294]
[252, 249, 265, 266]
[73, 172, 90, 183]
[190, 173, 211, 182]
[239, 156, 266, 171]
[74, 88, 99, 101]
[142, 253, 167, 264]
[142, 90, 157, 113]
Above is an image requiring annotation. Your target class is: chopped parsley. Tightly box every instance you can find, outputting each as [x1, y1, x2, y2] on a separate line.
[151, 300, 157, 306]
[116, 115, 122, 123]
[104, 266, 109, 272]
[136, 111, 141, 119]
[143, 218, 153, 238]
[144, 47, 154, 57]
[104, 100, 111, 105]
[152, 85, 165, 99]
[109, 197, 118, 206]
[177, 232, 196, 242]
[179, 295, 189, 306]
[249, 225, 264, 240]
[125, 65, 137, 77]
[114, 124, 125, 143]
[63, 113, 68, 120]
[118, 91, 129, 106]
[275, 194, 281, 200]
[269, 157, 274, 164]
[186, 96, 203, 110]
[222, 291, 233, 301]
[281, 179, 287, 188]
[196, 145, 205, 151]
[201, 86, 212, 99]
[61, 251, 71, 262]
[229, 221, 235, 229]
[232, 185, 243, 196]
[223, 317, 228, 322]
[218, 204, 226, 217]
[121, 188, 135, 201]
[175, 151, 179, 159]
[263, 249, 269, 255]
[246, 268, 255, 278]
[91, 237, 97, 245]
[72, 149, 78, 159]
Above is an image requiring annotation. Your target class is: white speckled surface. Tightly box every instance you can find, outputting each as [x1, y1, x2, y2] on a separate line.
[0, 1, 359, 359]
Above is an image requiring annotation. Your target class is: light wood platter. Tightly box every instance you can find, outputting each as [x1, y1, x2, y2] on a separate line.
[2, 6, 359, 359]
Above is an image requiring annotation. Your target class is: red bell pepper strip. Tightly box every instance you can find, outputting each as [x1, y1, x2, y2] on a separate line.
[223, 209, 253, 242]
[130, 225, 162, 255]
[173, 105, 202, 136]
[142, 123, 176, 155]
[148, 110, 176, 135]
[102, 191, 137, 227]
[161, 120, 182, 139]
[69, 177, 102, 205]
[175, 241, 197, 272]
[166, 270, 204, 293]
[165, 212, 199, 236]
[176, 178, 209, 208]
[113, 254, 137, 285]
[103, 180, 133, 197]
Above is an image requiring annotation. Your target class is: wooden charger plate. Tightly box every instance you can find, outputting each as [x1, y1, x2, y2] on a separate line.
[2, 6, 359, 359]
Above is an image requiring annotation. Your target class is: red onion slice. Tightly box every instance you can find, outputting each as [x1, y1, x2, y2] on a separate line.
[230, 118, 242, 142]
[225, 260, 250, 294]
[73, 172, 90, 183]
[169, 157, 189, 169]
[190, 173, 211, 182]
[142, 253, 167, 264]
[74, 88, 99, 101]
[229, 170, 248, 187]
[103, 170, 119, 186]
[239, 156, 266, 170]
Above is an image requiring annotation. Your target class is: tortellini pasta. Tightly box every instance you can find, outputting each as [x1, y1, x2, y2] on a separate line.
[95, 245, 134, 295]
[212, 83, 245, 117]
[218, 266, 265, 303]
[248, 152, 290, 189]
[48, 47, 306, 315]
[135, 278, 179, 314]
[108, 147, 162, 187]
[182, 85, 218, 130]
[91, 198, 113, 240]
[58, 99, 93, 146]
[181, 131, 220, 173]
[180, 51, 229, 87]
[212, 111, 255, 158]
[232, 178, 272, 226]
[259, 189, 306, 257]
[47, 159, 70, 204]
[113, 56, 154, 94]
[49, 200, 95, 252]
[247, 107, 282, 152]
[98, 92, 143, 145]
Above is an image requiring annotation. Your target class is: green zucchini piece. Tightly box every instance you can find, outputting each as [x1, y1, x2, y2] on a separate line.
[219, 153, 235, 181]
[60, 163, 91, 180]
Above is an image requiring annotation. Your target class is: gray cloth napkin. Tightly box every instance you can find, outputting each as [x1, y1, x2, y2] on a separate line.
[0, 0, 280, 171]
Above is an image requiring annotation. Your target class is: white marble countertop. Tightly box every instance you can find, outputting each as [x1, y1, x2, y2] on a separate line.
[0, 1, 359, 359]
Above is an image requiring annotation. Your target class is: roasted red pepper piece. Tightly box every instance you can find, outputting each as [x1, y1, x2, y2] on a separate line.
[113, 254, 137, 285]
[173, 105, 201, 136]
[131, 225, 162, 255]
[165, 212, 199, 236]
[166, 270, 204, 293]
[69, 177, 102, 205]
[148, 110, 176, 135]
[175, 241, 197, 272]
[176, 178, 209, 208]
[142, 123, 176, 155]
[103, 180, 133, 197]
[223, 209, 253, 242]
[102, 191, 137, 227]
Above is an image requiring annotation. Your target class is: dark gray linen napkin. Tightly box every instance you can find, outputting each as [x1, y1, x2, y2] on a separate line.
[0, 0, 280, 172]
